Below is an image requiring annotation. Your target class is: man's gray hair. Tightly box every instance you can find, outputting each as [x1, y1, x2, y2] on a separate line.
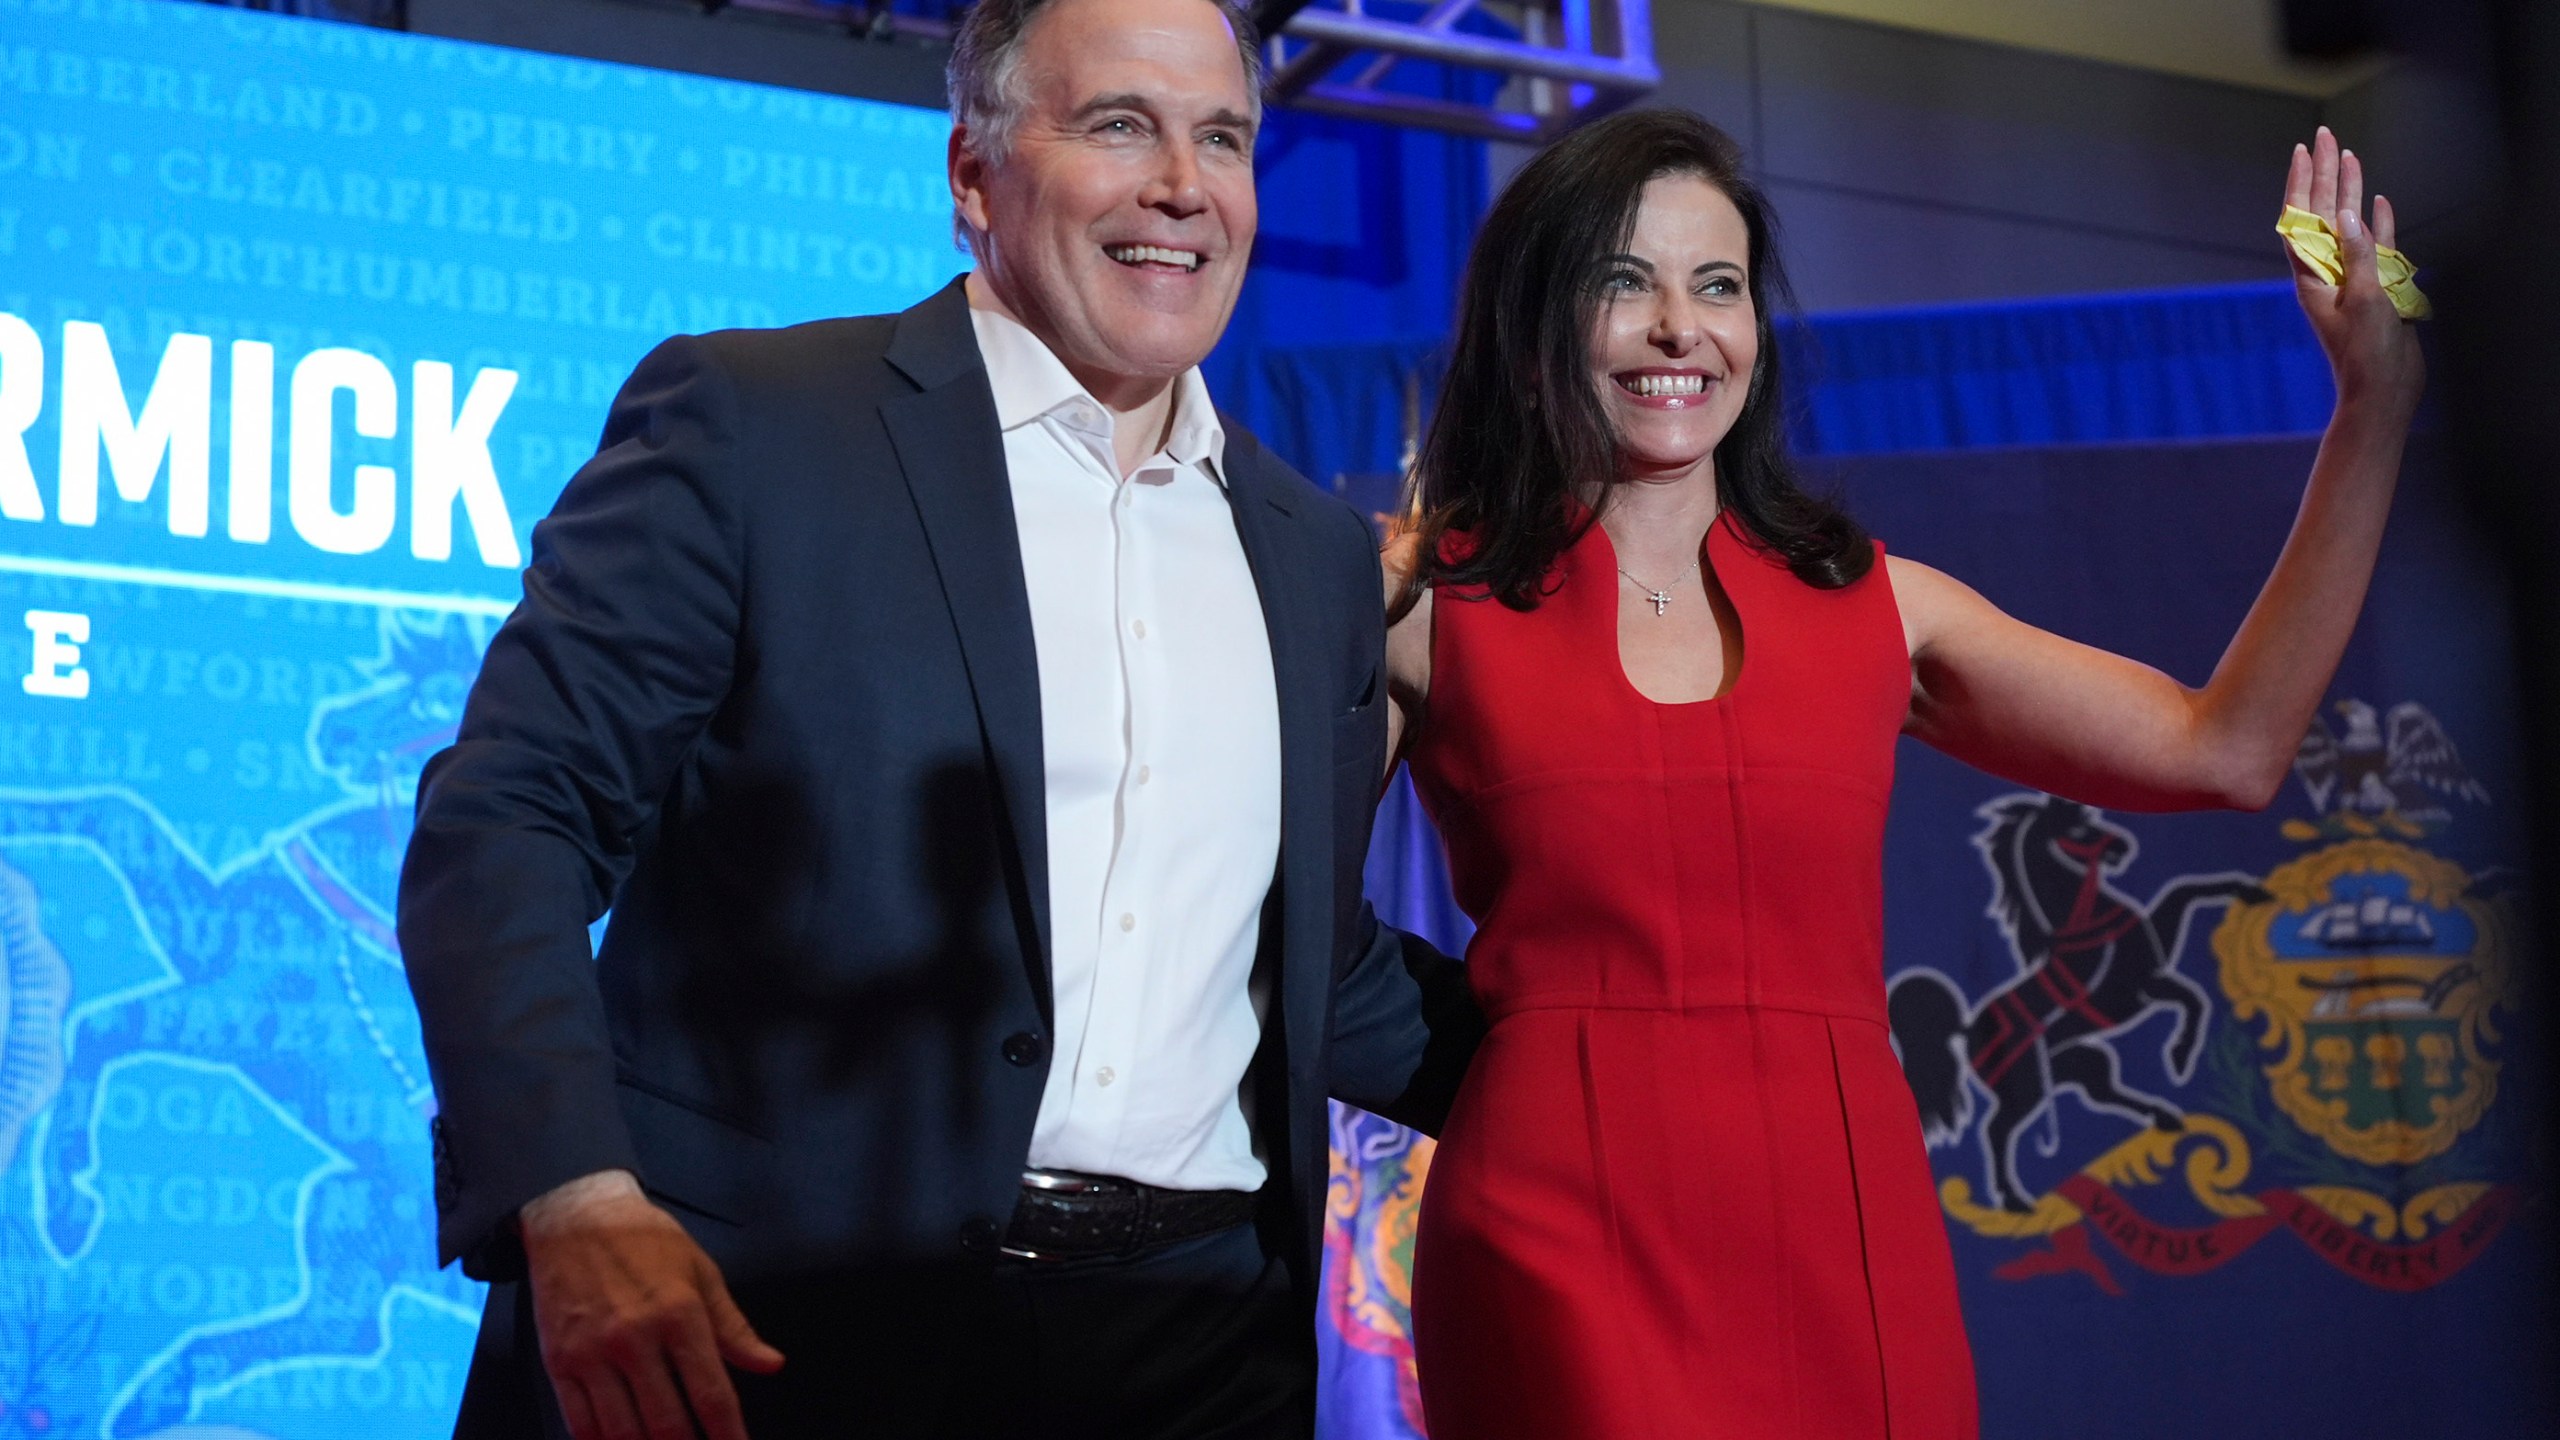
[947, 0, 1267, 165]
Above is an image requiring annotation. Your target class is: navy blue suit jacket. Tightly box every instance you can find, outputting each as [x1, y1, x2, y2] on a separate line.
[398, 279, 1478, 1426]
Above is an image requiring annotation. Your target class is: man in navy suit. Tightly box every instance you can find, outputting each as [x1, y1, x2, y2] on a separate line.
[397, 0, 1478, 1435]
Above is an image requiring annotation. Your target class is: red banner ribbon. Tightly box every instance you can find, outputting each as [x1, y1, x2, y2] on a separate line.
[1990, 1176, 2523, 1294]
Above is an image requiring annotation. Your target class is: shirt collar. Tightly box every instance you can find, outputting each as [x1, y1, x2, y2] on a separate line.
[966, 280, 1228, 486]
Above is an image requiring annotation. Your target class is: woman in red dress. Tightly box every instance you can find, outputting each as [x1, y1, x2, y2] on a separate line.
[1385, 110, 2421, 1438]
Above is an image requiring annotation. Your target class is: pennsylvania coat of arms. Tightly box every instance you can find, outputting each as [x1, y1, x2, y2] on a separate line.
[1889, 699, 2523, 1294]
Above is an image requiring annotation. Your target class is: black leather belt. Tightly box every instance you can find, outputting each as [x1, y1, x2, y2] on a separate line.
[1000, 1170, 1259, 1262]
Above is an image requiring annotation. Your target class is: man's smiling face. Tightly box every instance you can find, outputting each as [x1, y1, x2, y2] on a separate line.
[952, 0, 1259, 399]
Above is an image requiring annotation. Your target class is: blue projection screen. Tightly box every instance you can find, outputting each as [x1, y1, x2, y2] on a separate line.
[0, 4, 962, 1434]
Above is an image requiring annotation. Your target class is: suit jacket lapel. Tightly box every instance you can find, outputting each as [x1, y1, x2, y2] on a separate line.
[881, 280, 1054, 1020]
[1218, 426, 1334, 1128]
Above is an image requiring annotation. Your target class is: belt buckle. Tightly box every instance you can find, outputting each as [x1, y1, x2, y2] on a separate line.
[1003, 1170, 1133, 1260]
[1019, 1168, 1121, 1196]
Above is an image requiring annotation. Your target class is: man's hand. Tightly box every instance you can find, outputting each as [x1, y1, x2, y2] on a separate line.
[519, 1170, 786, 1440]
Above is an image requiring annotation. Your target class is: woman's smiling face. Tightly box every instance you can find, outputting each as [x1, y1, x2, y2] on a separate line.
[1587, 171, 1759, 483]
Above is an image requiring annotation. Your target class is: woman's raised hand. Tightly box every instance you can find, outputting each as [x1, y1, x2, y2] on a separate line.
[1889, 127, 2430, 813]
[2286, 125, 2425, 418]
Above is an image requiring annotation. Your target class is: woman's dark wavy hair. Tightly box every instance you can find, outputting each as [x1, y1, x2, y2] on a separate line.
[1397, 107, 1869, 616]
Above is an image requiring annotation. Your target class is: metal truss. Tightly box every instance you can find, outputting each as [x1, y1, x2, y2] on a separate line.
[671, 0, 1660, 140]
[1255, 0, 1658, 142]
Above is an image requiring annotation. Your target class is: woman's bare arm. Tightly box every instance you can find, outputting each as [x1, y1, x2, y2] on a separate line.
[1383, 530, 1435, 774]
[1896, 127, 2424, 812]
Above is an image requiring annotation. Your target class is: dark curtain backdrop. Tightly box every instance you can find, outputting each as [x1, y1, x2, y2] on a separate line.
[1252, 278, 2335, 523]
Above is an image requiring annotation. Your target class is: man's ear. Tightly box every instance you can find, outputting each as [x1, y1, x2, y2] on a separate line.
[949, 126, 995, 237]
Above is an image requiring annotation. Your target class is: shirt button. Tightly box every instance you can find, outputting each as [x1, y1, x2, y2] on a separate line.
[1094, 1067, 1117, 1088]
[1119, 913, 1136, 933]
[1131, 619, 1147, 639]
[1136, 765, 1152, 785]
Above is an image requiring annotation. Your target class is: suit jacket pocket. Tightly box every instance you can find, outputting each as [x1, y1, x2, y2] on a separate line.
[1331, 697, 1385, 774]
[614, 1077, 774, 1228]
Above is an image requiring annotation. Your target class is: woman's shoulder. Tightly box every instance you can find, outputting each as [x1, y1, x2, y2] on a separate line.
[1382, 519, 1491, 589]
[1382, 529, 1438, 622]
[1381, 529, 1438, 714]
[1722, 511, 1892, 591]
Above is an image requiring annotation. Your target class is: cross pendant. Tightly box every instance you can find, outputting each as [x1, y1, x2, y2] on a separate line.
[1647, 590, 1671, 616]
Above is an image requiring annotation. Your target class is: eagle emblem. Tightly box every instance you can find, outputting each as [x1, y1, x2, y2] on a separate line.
[2289, 699, 2488, 839]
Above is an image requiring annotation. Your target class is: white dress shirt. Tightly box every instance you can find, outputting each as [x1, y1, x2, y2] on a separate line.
[968, 289, 1282, 1194]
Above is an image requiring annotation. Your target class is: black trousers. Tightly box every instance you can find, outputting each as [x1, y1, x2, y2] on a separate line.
[955, 1220, 1318, 1440]
[457, 1222, 1315, 1439]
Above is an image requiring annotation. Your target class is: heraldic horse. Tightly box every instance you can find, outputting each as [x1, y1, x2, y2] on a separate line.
[1888, 793, 2266, 1213]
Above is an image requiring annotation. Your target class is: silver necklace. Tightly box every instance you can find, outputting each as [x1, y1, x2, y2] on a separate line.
[1616, 558, 1701, 617]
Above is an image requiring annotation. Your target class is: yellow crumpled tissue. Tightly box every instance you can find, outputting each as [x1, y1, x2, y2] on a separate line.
[2276, 205, 2430, 320]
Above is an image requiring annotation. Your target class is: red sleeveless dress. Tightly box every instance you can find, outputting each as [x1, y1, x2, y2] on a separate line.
[1405, 513, 1978, 1438]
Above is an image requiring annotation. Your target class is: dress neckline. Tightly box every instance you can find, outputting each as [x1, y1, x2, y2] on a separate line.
[1588, 511, 1750, 710]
